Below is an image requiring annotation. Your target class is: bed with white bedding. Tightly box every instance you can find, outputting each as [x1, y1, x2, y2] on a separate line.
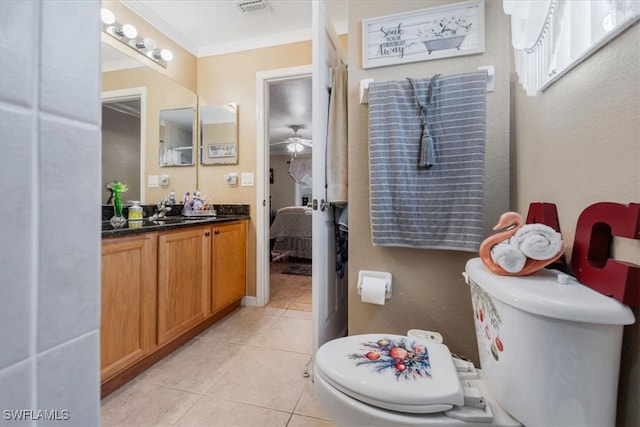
[269, 206, 312, 260]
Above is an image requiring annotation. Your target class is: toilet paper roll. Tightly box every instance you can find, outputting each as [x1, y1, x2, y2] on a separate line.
[361, 276, 387, 305]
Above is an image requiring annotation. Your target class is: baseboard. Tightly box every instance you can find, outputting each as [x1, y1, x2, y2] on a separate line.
[242, 295, 260, 306]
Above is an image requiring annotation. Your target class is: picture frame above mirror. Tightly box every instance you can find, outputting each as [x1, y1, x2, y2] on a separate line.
[200, 103, 238, 165]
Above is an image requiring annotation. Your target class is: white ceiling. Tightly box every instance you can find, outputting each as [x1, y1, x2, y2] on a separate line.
[109, 0, 348, 156]
[122, 0, 348, 57]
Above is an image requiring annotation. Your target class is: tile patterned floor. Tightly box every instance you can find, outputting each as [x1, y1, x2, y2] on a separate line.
[267, 260, 312, 312]
[101, 259, 323, 426]
[101, 307, 333, 426]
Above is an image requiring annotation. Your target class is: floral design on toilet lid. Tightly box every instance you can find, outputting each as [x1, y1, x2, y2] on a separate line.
[348, 336, 431, 380]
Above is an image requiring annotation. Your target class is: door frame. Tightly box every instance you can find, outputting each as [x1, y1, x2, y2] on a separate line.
[253, 65, 313, 308]
[101, 87, 147, 204]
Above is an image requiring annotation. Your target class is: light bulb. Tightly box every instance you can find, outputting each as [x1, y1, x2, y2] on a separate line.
[135, 37, 156, 50]
[121, 24, 137, 39]
[160, 49, 173, 62]
[100, 8, 115, 25]
[287, 142, 304, 152]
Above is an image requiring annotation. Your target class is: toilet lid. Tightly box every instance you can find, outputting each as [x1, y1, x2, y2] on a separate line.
[315, 334, 464, 414]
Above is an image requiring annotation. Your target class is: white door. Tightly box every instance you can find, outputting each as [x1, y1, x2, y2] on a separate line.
[311, 0, 348, 356]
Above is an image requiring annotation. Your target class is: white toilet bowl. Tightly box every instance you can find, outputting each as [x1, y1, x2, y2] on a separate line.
[313, 258, 634, 427]
[313, 333, 520, 427]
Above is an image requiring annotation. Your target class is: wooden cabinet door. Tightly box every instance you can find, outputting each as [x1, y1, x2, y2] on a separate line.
[212, 221, 246, 313]
[101, 234, 157, 381]
[157, 226, 211, 345]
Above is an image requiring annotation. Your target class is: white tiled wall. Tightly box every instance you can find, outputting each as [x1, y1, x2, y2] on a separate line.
[0, 1, 101, 425]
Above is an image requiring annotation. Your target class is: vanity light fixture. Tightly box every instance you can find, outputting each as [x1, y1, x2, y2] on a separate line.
[134, 37, 156, 51]
[100, 8, 173, 68]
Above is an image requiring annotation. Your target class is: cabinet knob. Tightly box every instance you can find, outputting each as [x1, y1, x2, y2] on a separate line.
[214, 230, 220, 235]
[204, 231, 211, 237]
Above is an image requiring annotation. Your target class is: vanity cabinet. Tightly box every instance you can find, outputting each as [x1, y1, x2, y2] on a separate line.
[157, 225, 211, 345]
[212, 221, 247, 313]
[100, 218, 247, 397]
[100, 233, 157, 381]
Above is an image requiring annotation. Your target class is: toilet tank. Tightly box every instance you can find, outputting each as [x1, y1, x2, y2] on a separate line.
[465, 258, 634, 427]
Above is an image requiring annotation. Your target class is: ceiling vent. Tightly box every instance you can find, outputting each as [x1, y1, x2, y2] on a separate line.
[233, 0, 271, 15]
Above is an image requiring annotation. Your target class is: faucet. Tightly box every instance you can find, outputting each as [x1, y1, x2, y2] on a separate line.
[149, 199, 172, 221]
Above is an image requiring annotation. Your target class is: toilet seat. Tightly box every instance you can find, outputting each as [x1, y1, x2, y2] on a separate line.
[314, 334, 464, 414]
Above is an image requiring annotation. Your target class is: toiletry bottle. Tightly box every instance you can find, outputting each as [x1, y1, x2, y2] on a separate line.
[182, 192, 190, 214]
[128, 201, 143, 221]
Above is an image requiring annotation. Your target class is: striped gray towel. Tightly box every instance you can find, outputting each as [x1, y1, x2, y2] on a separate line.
[368, 71, 487, 251]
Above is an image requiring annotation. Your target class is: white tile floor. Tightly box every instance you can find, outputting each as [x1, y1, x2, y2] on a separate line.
[101, 307, 334, 427]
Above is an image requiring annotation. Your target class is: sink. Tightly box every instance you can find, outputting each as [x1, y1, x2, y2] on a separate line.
[147, 217, 186, 224]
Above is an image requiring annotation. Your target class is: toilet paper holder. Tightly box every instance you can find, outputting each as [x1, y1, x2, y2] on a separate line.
[357, 270, 392, 300]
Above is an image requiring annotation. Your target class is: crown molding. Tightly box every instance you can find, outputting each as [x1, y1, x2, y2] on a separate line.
[198, 21, 347, 57]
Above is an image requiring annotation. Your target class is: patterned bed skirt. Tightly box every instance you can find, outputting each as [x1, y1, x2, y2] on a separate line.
[271, 237, 312, 260]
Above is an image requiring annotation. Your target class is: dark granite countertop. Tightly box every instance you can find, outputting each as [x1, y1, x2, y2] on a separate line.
[102, 204, 250, 238]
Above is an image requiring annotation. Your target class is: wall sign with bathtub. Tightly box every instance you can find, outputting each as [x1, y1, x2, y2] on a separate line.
[362, 0, 485, 69]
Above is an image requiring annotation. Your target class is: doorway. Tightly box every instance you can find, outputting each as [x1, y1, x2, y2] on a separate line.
[256, 66, 312, 309]
[101, 87, 147, 204]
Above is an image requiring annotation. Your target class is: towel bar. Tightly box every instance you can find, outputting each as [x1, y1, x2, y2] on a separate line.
[359, 65, 495, 104]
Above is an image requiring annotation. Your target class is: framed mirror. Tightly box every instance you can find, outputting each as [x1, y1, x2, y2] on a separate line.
[159, 107, 196, 166]
[200, 103, 238, 165]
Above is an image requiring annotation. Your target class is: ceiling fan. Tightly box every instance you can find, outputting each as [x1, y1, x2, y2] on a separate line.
[272, 125, 312, 154]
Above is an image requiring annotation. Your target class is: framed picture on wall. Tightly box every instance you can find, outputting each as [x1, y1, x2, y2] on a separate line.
[201, 143, 237, 165]
[362, 0, 484, 69]
[208, 143, 236, 158]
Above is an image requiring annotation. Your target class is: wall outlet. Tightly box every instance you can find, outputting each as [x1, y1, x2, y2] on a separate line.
[148, 175, 159, 188]
[225, 173, 238, 186]
[241, 172, 254, 186]
[160, 174, 170, 187]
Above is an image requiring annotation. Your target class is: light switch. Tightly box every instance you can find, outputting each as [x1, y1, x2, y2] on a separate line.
[160, 174, 170, 187]
[241, 172, 254, 186]
[148, 175, 159, 188]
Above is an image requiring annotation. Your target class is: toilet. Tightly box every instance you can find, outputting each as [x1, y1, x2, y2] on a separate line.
[314, 258, 635, 426]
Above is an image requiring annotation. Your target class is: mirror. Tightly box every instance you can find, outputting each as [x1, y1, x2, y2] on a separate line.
[101, 41, 198, 203]
[200, 103, 239, 165]
[159, 107, 196, 166]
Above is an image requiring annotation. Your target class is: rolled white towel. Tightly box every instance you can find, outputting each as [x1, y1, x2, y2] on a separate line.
[491, 239, 527, 273]
[513, 224, 562, 260]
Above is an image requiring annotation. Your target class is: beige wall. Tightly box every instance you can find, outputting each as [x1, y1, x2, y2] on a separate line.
[270, 155, 298, 210]
[512, 25, 640, 427]
[347, 0, 511, 365]
[197, 42, 313, 297]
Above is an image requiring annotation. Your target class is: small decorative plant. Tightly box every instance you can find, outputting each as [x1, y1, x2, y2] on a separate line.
[109, 181, 128, 226]
[418, 16, 472, 40]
